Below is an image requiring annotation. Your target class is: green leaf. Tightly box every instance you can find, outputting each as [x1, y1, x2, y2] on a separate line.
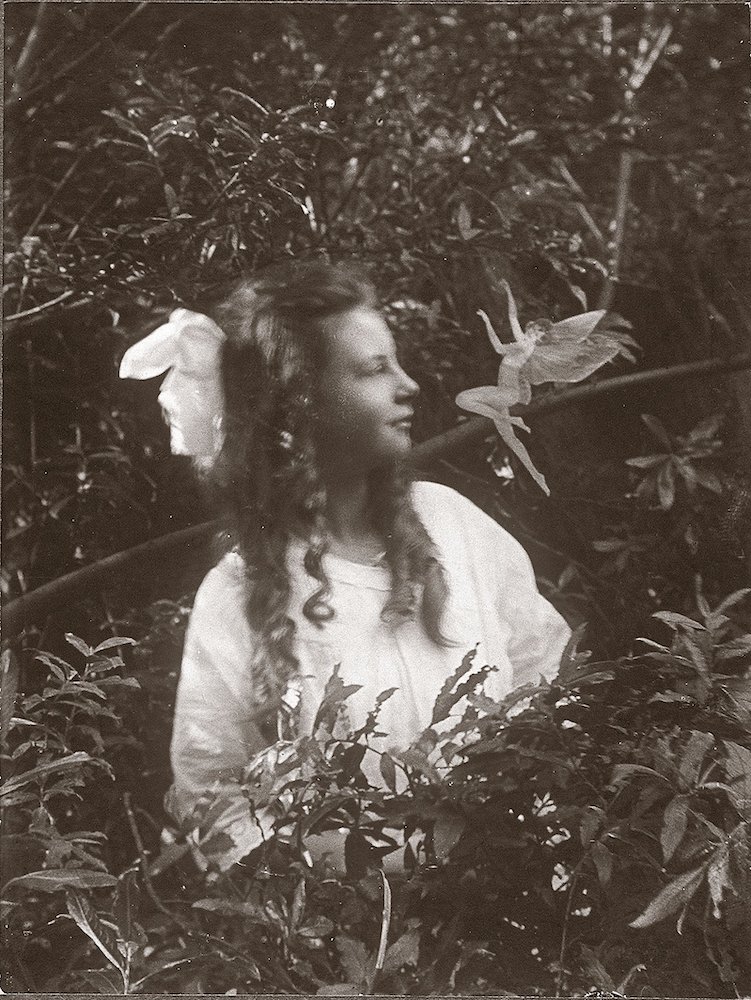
[335, 933, 371, 986]
[432, 811, 465, 859]
[687, 413, 723, 442]
[192, 898, 267, 921]
[66, 890, 126, 981]
[4, 869, 118, 893]
[610, 763, 671, 786]
[642, 414, 673, 450]
[579, 944, 616, 992]
[379, 752, 397, 792]
[65, 634, 93, 658]
[1, 649, 19, 746]
[657, 462, 676, 509]
[313, 664, 362, 734]
[291, 877, 306, 929]
[382, 926, 420, 975]
[653, 611, 705, 631]
[629, 866, 705, 929]
[707, 845, 730, 919]
[298, 915, 334, 939]
[694, 468, 723, 493]
[92, 637, 136, 653]
[79, 968, 126, 994]
[393, 747, 441, 784]
[580, 805, 605, 847]
[625, 454, 667, 469]
[591, 842, 613, 886]
[715, 589, 751, 616]
[661, 796, 689, 863]
[723, 740, 751, 818]
[0, 752, 106, 799]
[678, 730, 713, 786]
[430, 647, 478, 725]
[716, 636, 751, 661]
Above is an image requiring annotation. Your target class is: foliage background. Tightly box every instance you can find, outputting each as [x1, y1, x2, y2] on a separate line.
[2, 2, 750, 995]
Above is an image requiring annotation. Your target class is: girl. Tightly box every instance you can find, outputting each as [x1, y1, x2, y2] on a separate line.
[120, 260, 570, 868]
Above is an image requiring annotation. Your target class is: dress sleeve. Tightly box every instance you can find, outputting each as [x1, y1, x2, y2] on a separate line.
[167, 558, 272, 868]
[416, 481, 570, 689]
[496, 528, 571, 688]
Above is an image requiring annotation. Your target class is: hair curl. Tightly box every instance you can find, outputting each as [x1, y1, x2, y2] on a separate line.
[205, 260, 449, 705]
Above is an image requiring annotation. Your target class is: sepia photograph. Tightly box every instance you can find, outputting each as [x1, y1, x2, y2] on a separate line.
[2, 2, 750, 995]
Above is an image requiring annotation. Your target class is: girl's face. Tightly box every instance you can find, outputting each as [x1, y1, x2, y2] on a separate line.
[314, 307, 419, 475]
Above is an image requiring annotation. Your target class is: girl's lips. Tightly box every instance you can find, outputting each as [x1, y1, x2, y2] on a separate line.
[391, 412, 414, 427]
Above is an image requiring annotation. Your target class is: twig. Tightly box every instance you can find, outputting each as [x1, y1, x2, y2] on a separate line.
[4, 296, 95, 340]
[326, 152, 373, 226]
[25, 342, 38, 468]
[555, 856, 586, 997]
[597, 149, 634, 311]
[374, 869, 392, 974]
[23, 152, 88, 241]
[10, 1, 49, 100]
[627, 23, 673, 100]
[122, 791, 280, 985]
[4, 289, 76, 323]
[16, 2, 148, 107]
[63, 181, 115, 246]
[553, 156, 607, 252]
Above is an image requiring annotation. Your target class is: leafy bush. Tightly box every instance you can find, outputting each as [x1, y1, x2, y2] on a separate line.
[2, 591, 749, 995]
[2, 5, 749, 994]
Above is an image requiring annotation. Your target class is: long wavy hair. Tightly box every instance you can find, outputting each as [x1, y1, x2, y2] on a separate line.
[206, 260, 449, 705]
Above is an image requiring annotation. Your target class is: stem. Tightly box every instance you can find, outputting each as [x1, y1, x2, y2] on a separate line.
[4, 297, 94, 339]
[553, 156, 607, 252]
[597, 149, 634, 311]
[556, 857, 586, 997]
[62, 180, 115, 247]
[15, 3, 148, 108]
[5, 290, 76, 323]
[369, 869, 392, 993]
[9, 1, 49, 99]
[23, 151, 88, 241]
[122, 791, 279, 986]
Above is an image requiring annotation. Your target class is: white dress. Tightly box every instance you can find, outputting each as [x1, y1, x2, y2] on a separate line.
[168, 481, 571, 865]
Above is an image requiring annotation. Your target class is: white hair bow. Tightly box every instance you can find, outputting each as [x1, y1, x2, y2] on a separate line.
[119, 308, 226, 460]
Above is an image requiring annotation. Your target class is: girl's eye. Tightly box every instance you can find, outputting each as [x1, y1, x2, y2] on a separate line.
[363, 362, 388, 376]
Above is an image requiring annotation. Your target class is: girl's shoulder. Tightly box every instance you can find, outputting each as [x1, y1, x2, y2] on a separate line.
[192, 550, 246, 619]
[411, 479, 502, 536]
[410, 478, 473, 517]
[410, 479, 529, 569]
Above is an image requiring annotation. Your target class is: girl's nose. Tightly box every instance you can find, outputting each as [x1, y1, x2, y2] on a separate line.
[397, 366, 420, 400]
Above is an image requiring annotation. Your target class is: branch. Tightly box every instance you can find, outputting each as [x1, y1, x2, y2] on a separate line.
[554, 156, 607, 253]
[12, 2, 148, 109]
[4, 290, 76, 323]
[597, 149, 634, 311]
[4, 295, 96, 339]
[23, 150, 88, 241]
[2, 522, 213, 639]
[412, 351, 751, 469]
[3, 352, 749, 638]
[9, 1, 50, 100]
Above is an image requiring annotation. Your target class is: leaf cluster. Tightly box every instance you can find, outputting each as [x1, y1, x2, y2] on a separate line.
[2, 594, 750, 995]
